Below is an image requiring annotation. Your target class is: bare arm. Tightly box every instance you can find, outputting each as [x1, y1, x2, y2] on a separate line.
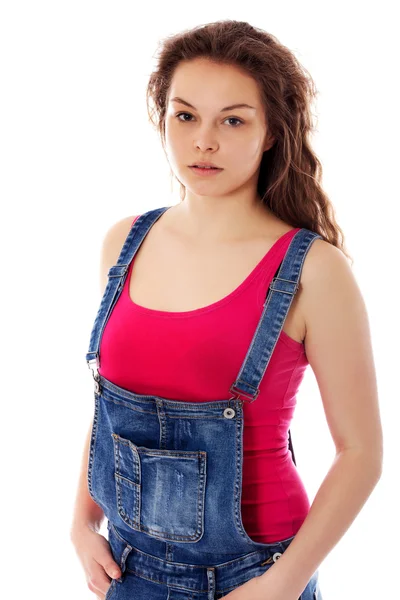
[257, 239, 383, 598]
[69, 214, 137, 539]
[70, 419, 104, 534]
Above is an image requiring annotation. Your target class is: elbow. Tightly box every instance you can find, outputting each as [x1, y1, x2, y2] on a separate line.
[338, 445, 383, 479]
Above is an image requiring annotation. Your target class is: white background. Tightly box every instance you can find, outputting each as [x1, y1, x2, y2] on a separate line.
[1, 1, 398, 599]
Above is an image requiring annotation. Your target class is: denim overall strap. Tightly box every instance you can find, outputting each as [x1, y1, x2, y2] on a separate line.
[84, 206, 326, 564]
[228, 227, 323, 404]
[85, 206, 171, 387]
[85, 206, 322, 406]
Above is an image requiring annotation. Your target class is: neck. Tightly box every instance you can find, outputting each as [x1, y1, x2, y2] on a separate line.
[173, 196, 278, 243]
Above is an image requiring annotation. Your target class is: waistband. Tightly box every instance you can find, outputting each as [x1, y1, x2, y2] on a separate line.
[109, 520, 296, 592]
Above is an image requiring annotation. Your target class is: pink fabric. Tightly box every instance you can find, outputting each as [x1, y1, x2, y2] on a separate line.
[99, 216, 311, 543]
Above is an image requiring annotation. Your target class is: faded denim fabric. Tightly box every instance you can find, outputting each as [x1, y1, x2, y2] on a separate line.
[85, 207, 324, 600]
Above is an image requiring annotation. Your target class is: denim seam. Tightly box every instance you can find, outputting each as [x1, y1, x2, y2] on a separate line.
[124, 567, 256, 597]
[87, 393, 100, 502]
[104, 579, 116, 600]
[103, 393, 234, 418]
[124, 568, 206, 593]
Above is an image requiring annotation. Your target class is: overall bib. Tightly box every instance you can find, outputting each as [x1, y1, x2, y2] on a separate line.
[85, 207, 324, 600]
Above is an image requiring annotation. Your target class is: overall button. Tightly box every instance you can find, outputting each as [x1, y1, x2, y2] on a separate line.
[272, 552, 282, 562]
[223, 408, 235, 419]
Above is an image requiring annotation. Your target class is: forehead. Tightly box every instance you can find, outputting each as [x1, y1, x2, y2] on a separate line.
[167, 59, 262, 108]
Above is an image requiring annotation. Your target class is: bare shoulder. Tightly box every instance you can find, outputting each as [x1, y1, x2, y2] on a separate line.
[299, 237, 354, 331]
[298, 235, 371, 371]
[296, 237, 382, 462]
[300, 236, 352, 289]
[99, 215, 138, 294]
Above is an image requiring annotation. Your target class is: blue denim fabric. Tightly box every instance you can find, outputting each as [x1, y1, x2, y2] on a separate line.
[85, 207, 324, 599]
[105, 520, 322, 600]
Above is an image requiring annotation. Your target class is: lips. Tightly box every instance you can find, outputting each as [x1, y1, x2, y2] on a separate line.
[191, 165, 222, 170]
[190, 161, 222, 169]
[189, 165, 223, 176]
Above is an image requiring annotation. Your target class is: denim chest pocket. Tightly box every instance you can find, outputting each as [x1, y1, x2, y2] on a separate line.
[112, 433, 207, 542]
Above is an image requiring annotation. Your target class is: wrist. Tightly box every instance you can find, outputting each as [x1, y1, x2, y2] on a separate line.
[70, 516, 104, 540]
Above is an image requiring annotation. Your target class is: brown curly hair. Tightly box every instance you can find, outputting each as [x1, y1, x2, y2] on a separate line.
[146, 19, 353, 264]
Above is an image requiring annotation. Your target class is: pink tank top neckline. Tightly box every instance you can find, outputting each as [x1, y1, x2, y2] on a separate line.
[125, 219, 302, 320]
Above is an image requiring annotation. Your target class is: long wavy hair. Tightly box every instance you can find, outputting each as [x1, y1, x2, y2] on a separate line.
[146, 19, 352, 264]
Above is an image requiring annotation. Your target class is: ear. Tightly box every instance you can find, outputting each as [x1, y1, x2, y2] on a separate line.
[263, 134, 275, 152]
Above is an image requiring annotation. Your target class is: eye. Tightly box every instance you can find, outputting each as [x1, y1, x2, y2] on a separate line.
[175, 112, 244, 128]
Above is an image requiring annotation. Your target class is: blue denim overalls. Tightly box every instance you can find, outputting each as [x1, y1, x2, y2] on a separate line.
[85, 207, 324, 600]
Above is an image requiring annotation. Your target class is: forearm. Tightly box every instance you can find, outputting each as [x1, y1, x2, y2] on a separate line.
[70, 419, 105, 538]
[259, 449, 382, 597]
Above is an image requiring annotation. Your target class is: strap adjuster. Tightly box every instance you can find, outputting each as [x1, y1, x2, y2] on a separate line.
[269, 276, 299, 295]
[229, 383, 259, 404]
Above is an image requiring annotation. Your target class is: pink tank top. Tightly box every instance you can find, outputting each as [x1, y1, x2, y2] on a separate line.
[99, 216, 311, 543]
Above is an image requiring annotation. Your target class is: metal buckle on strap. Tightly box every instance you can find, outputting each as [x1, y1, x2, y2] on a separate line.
[108, 264, 129, 278]
[229, 384, 259, 404]
[269, 276, 299, 295]
[87, 357, 100, 393]
[87, 357, 99, 378]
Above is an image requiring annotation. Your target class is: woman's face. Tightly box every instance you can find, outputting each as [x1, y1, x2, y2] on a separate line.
[164, 58, 275, 202]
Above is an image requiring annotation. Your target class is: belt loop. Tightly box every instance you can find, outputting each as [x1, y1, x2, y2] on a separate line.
[206, 567, 215, 600]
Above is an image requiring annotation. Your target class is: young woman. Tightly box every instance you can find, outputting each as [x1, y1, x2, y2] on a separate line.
[70, 20, 383, 600]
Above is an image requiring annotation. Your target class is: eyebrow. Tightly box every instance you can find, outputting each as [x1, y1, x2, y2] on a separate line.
[170, 97, 256, 112]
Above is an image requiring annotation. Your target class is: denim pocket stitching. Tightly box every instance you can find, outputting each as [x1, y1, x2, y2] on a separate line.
[112, 432, 207, 542]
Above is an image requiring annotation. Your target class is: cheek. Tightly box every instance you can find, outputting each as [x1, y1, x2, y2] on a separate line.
[243, 135, 266, 160]
[165, 124, 187, 154]
[164, 138, 185, 168]
[165, 118, 180, 143]
[230, 139, 264, 173]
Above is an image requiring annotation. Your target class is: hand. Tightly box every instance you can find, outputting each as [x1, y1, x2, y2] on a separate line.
[221, 572, 299, 600]
[70, 523, 122, 599]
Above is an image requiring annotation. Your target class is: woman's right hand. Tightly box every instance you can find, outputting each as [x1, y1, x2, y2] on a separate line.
[71, 523, 122, 599]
